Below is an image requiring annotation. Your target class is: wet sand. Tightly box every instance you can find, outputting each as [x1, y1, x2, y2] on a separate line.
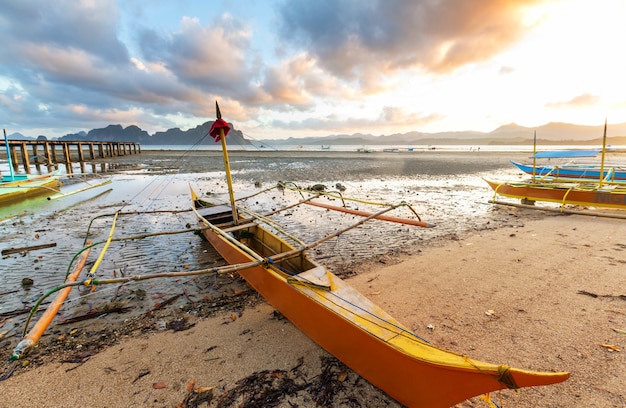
[1, 150, 625, 407]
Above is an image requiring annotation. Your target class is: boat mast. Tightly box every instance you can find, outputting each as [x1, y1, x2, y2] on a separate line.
[3, 128, 17, 181]
[215, 101, 239, 224]
[598, 118, 607, 188]
[532, 130, 537, 183]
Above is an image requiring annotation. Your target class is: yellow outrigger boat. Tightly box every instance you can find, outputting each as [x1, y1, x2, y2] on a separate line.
[190, 102, 569, 407]
[1, 129, 60, 205]
[0, 173, 60, 205]
[487, 121, 626, 210]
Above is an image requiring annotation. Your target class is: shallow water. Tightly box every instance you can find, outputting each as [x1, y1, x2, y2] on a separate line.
[0, 150, 537, 342]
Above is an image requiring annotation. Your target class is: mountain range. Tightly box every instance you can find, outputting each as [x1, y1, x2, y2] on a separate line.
[6, 121, 626, 146]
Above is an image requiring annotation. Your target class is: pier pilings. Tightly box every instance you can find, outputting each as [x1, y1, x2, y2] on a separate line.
[2, 140, 141, 174]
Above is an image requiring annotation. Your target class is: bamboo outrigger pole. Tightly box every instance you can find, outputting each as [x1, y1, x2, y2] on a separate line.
[11, 243, 93, 360]
[302, 200, 435, 228]
[215, 101, 238, 225]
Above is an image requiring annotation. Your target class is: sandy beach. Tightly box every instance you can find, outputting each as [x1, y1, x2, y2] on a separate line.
[1, 213, 624, 407]
[1, 150, 625, 407]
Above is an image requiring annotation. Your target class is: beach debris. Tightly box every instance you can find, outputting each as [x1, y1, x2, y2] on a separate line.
[598, 344, 621, 352]
[427, 324, 434, 331]
[57, 302, 130, 325]
[309, 183, 326, 192]
[147, 293, 183, 315]
[167, 317, 195, 332]
[577, 290, 626, 300]
[0, 305, 37, 319]
[335, 183, 347, 192]
[182, 288, 195, 302]
[2, 242, 57, 256]
[132, 370, 151, 383]
[130, 288, 147, 300]
[215, 368, 305, 407]
[485, 309, 499, 318]
[311, 356, 351, 406]
[612, 328, 626, 335]
[0, 365, 17, 381]
[21, 278, 34, 286]
[60, 350, 97, 365]
[186, 379, 195, 392]
[254, 180, 262, 188]
[178, 383, 214, 407]
[153, 382, 167, 389]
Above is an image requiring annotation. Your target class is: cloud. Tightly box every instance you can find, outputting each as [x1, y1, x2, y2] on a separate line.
[269, 105, 442, 133]
[277, 0, 544, 89]
[0, 0, 128, 63]
[138, 16, 254, 93]
[545, 93, 600, 108]
[0, 0, 552, 139]
[0, 1, 263, 135]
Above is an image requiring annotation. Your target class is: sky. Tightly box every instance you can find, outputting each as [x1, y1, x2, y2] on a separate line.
[1, 0, 625, 140]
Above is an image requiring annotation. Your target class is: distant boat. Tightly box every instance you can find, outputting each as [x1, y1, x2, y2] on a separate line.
[510, 132, 625, 182]
[382, 148, 400, 153]
[321, 145, 331, 150]
[488, 121, 626, 208]
[484, 178, 626, 209]
[356, 147, 372, 153]
[1, 129, 60, 205]
[0, 173, 61, 205]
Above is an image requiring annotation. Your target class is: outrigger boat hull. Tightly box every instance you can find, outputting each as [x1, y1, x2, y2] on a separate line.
[485, 178, 626, 209]
[510, 160, 626, 182]
[0, 174, 60, 205]
[192, 192, 568, 407]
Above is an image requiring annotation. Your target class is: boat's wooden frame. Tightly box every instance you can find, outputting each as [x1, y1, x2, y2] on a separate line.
[189, 102, 569, 407]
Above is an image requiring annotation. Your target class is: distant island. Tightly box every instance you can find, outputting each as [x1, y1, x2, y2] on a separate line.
[7, 121, 626, 146]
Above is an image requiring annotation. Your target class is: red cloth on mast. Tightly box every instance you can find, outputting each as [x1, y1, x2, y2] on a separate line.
[209, 118, 230, 142]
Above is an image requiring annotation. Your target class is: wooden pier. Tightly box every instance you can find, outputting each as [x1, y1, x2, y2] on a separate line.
[2, 140, 141, 174]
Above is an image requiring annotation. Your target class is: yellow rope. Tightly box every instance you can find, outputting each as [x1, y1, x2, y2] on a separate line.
[83, 211, 119, 288]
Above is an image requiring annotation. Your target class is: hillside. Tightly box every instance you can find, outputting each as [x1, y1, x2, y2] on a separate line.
[6, 121, 626, 145]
